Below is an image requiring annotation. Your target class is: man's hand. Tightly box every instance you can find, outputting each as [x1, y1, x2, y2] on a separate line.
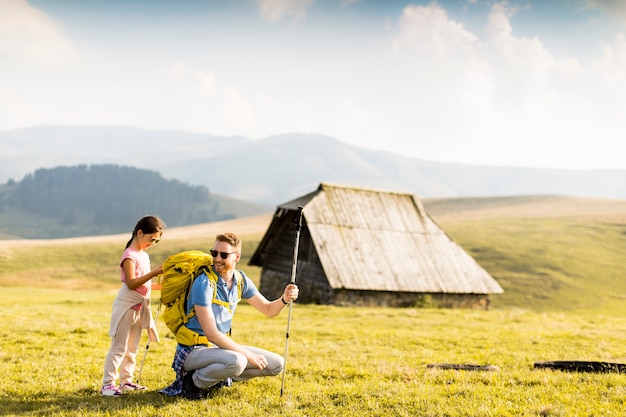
[247, 352, 268, 370]
[283, 283, 299, 303]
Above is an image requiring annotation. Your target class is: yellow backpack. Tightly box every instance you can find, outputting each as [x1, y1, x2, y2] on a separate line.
[160, 250, 243, 346]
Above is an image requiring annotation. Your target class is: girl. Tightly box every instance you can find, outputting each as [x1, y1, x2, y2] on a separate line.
[101, 215, 166, 396]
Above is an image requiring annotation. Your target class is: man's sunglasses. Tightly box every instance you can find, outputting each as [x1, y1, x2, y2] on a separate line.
[210, 250, 237, 259]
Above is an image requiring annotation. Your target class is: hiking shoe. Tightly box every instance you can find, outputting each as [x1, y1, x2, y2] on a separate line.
[206, 382, 223, 398]
[101, 384, 122, 396]
[121, 382, 147, 391]
[182, 371, 204, 400]
[206, 378, 232, 398]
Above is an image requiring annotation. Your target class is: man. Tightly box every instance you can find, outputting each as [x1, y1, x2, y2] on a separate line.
[160, 232, 299, 400]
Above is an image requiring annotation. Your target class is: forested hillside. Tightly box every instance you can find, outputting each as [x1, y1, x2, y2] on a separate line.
[0, 164, 268, 239]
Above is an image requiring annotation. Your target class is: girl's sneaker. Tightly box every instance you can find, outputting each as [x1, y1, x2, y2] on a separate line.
[101, 384, 122, 396]
[121, 382, 147, 391]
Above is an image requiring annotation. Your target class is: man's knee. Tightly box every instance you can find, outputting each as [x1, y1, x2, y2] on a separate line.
[267, 356, 284, 376]
[229, 354, 248, 375]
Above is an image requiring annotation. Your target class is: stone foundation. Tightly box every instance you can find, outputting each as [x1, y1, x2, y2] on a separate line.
[260, 270, 492, 310]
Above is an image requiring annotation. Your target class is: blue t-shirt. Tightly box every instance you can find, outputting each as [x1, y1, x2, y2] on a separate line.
[185, 267, 258, 336]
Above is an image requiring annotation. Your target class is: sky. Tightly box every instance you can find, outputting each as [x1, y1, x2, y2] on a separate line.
[1, 0, 626, 170]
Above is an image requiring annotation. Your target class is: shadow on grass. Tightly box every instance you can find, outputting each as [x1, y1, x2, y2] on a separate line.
[0, 388, 184, 416]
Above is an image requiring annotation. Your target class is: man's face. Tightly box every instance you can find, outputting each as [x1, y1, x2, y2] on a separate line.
[211, 241, 240, 275]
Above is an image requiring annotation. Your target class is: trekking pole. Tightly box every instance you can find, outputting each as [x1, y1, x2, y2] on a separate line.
[280, 206, 303, 397]
[137, 276, 163, 385]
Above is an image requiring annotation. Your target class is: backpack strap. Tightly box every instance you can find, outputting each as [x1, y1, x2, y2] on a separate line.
[184, 269, 245, 326]
[182, 265, 211, 326]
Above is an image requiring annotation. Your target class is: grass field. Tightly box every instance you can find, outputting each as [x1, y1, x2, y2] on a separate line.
[1, 288, 625, 416]
[2, 196, 625, 416]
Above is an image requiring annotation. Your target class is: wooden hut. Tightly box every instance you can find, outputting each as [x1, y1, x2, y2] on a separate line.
[249, 183, 503, 309]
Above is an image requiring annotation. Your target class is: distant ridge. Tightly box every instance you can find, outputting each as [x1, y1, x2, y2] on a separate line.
[1, 125, 626, 206]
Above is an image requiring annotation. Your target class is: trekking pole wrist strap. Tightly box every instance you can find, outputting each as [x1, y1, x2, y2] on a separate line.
[281, 296, 289, 305]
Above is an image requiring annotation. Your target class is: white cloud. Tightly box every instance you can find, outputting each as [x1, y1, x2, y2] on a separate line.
[486, 3, 552, 67]
[393, 3, 478, 59]
[0, 90, 41, 129]
[480, 2, 626, 164]
[252, 0, 313, 23]
[195, 69, 217, 96]
[483, 3, 556, 116]
[383, 1, 626, 168]
[389, 3, 490, 149]
[325, 96, 395, 150]
[0, 0, 78, 65]
[591, 33, 626, 82]
[171, 62, 186, 80]
[221, 85, 253, 129]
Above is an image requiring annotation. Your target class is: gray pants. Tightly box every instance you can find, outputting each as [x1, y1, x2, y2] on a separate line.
[183, 345, 284, 389]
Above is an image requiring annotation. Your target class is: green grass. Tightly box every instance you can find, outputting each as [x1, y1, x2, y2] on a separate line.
[2, 197, 626, 415]
[1, 288, 625, 416]
[439, 217, 626, 314]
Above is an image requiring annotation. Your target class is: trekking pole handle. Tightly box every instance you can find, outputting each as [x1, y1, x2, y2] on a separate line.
[294, 206, 303, 232]
[289, 206, 303, 286]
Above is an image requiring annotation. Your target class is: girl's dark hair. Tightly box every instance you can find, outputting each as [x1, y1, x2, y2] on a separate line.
[126, 215, 166, 249]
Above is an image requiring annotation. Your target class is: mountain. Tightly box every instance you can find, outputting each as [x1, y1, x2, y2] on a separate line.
[2, 125, 626, 206]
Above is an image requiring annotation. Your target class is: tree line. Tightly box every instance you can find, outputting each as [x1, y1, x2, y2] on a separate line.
[3, 164, 222, 234]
